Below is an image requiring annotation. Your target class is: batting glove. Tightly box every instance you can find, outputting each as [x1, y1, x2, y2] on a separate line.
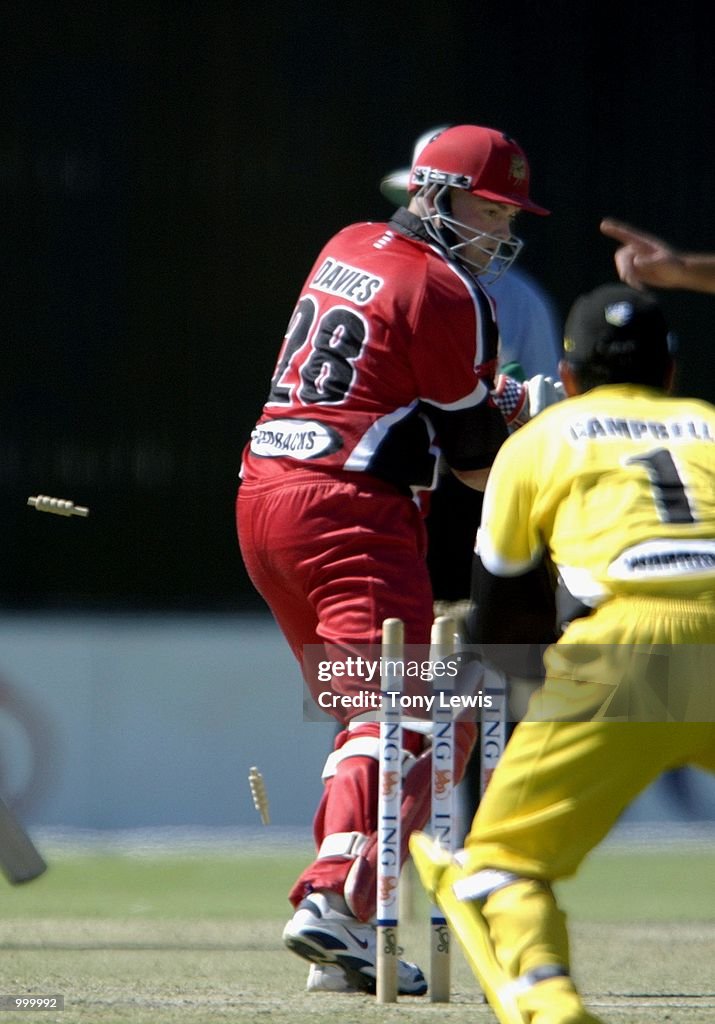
[491, 374, 564, 429]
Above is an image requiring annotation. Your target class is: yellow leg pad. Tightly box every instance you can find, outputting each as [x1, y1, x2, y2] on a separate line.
[482, 878, 570, 980]
[518, 976, 605, 1024]
[408, 831, 454, 898]
[410, 835, 602, 1024]
[410, 833, 526, 1024]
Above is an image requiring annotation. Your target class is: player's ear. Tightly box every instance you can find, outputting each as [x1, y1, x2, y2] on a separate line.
[410, 184, 443, 226]
[558, 360, 581, 397]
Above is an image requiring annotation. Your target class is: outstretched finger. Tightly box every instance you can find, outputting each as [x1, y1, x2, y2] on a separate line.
[599, 218, 652, 247]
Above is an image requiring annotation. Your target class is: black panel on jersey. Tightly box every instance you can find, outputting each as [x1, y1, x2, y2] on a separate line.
[424, 399, 508, 471]
[366, 405, 437, 492]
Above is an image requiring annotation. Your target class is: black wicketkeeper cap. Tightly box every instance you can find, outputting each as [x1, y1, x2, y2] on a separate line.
[563, 283, 672, 368]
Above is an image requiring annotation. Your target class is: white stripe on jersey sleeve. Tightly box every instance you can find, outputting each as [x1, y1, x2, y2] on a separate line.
[476, 526, 543, 577]
[421, 378, 489, 411]
[344, 400, 420, 472]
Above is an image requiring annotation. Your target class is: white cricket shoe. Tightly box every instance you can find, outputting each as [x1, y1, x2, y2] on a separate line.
[306, 964, 357, 993]
[283, 892, 427, 996]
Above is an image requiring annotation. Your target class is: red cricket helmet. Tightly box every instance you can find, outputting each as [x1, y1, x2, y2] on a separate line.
[409, 125, 549, 217]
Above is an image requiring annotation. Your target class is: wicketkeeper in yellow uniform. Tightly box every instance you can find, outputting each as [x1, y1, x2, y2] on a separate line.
[411, 282, 715, 1024]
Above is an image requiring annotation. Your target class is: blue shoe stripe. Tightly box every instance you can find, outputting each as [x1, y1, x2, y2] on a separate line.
[301, 929, 348, 952]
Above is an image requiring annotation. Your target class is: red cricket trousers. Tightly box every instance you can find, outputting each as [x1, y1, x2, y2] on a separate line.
[237, 466, 474, 912]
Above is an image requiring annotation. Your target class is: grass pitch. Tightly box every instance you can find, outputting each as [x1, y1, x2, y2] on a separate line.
[0, 836, 712, 1023]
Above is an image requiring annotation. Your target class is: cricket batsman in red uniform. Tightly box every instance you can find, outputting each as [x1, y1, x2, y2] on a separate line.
[237, 124, 550, 994]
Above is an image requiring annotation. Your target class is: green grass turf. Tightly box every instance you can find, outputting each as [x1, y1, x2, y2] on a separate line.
[557, 848, 715, 922]
[0, 846, 711, 1023]
[2, 846, 712, 922]
[0, 852, 311, 920]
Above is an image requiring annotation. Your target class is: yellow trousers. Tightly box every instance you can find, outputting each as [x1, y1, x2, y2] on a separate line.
[466, 594, 715, 879]
[447, 594, 715, 1022]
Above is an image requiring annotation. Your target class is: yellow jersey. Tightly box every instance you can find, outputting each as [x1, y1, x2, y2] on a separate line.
[478, 384, 715, 604]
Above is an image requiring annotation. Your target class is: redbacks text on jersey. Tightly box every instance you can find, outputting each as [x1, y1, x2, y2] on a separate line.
[241, 210, 508, 495]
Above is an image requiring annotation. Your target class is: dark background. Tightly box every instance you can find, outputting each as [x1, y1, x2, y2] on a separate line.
[2, 0, 713, 611]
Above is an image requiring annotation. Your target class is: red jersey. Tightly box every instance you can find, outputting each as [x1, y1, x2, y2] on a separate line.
[241, 209, 508, 493]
